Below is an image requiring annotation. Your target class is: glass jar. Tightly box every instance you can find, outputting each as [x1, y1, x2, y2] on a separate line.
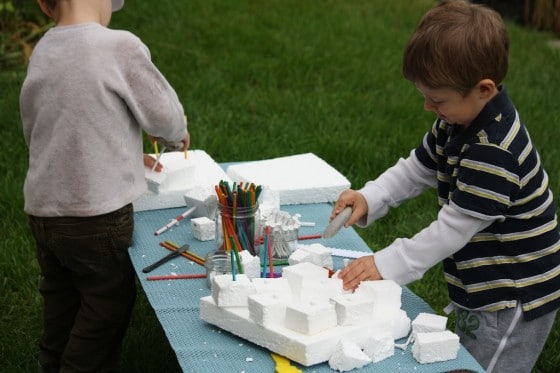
[262, 225, 299, 260]
[215, 202, 260, 256]
[204, 250, 231, 288]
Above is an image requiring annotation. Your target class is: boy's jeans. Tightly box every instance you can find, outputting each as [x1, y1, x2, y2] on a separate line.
[29, 204, 136, 373]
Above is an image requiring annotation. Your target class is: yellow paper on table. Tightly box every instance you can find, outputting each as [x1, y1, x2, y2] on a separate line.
[271, 353, 302, 373]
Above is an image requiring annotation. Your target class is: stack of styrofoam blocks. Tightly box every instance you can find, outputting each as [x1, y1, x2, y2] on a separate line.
[327, 280, 407, 370]
[410, 312, 460, 364]
[201, 262, 461, 368]
[201, 262, 412, 367]
[184, 185, 218, 241]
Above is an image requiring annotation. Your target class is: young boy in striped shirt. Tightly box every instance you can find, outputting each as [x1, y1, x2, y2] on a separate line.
[333, 1, 559, 371]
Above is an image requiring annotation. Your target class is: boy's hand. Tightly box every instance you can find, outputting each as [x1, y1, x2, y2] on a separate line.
[330, 189, 368, 227]
[148, 133, 190, 152]
[179, 133, 190, 152]
[143, 154, 163, 172]
[338, 255, 382, 291]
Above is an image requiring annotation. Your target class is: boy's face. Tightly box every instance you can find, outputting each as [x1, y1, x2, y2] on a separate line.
[415, 81, 496, 127]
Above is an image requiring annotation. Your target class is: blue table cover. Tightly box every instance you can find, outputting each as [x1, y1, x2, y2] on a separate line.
[129, 203, 484, 373]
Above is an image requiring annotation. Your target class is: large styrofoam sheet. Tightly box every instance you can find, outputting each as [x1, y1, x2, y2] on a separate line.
[226, 153, 351, 205]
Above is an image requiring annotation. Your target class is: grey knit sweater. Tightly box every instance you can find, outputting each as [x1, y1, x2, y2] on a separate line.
[21, 23, 187, 217]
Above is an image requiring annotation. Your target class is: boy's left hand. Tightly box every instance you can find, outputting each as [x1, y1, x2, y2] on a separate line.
[338, 255, 382, 290]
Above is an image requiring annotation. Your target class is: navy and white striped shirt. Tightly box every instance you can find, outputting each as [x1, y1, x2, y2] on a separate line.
[415, 87, 560, 321]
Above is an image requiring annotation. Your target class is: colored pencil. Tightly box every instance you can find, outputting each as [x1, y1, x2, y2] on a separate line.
[266, 226, 273, 278]
[298, 234, 323, 240]
[230, 249, 236, 281]
[160, 241, 205, 266]
[147, 274, 206, 281]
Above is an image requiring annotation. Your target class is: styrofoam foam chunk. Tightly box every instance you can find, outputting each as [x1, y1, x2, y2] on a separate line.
[191, 216, 215, 241]
[239, 250, 261, 280]
[363, 332, 395, 363]
[411, 312, 448, 339]
[211, 274, 255, 307]
[248, 293, 287, 327]
[285, 301, 337, 335]
[332, 294, 375, 326]
[412, 330, 460, 364]
[183, 186, 218, 218]
[355, 280, 402, 312]
[328, 340, 372, 372]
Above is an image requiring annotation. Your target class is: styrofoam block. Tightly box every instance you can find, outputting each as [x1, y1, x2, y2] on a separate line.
[388, 309, 412, 340]
[285, 301, 337, 335]
[411, 312, 448, 339]
[332, 294, 375, 326]
[134, 150, 231, 211]
[298, 277, 345, 304]
[226, 153, 351, 205]
[211, 274, 255, 307]
[328, 340, 372, 372]
[291, 243, 334, 269]
[252, 277, 292, 300]
[362, 332, 394, 363]
[355, 280, 402, 312]
[239, 250, 261, 280]
[248, 293, 287, 327]
[145, 156, 195, 193]
[183, 186, 218, 218]
[288, 249, 313, 265]
[191, 217, 215, 241]
[412, 330, 460, 364]
[282, 262, 329, 292]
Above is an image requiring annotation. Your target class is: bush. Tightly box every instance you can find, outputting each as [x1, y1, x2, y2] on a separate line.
[0, 0, 52, 70]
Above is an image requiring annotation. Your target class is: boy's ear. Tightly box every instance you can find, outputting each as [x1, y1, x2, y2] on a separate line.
[477, 79, 498, 99]
[37, 0, 53, 18]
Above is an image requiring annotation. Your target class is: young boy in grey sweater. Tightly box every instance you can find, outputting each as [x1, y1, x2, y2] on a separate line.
[20, 0, 189, 371]
[333, 1, 559, 371]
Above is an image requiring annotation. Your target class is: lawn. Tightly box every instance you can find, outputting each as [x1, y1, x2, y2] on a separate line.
[1, 0, 559, 372]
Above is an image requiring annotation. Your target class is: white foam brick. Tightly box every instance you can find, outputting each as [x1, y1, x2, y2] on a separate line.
[411, 312, 448, 339]
[226, 153, 351, 205]
[412, 330, 460, 364]
[190, 217, 215, 241]
[134, 150, 231, 211]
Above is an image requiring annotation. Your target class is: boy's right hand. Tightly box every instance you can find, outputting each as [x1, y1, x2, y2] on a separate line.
[330, 189, 368, 227]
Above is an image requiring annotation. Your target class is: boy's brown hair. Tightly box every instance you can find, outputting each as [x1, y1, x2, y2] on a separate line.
[402, 0, 509, 95]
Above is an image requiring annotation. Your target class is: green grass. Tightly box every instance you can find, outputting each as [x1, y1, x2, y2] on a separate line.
[2, 0, 560, 371]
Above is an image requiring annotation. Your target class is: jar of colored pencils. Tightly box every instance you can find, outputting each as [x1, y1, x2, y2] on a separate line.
[215, 202, 260, 256]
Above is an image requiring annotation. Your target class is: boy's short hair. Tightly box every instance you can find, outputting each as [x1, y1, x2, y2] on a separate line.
[402, 0, 509, 95]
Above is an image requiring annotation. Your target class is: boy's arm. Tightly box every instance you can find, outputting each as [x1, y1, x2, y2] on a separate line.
[374, 204, 495, 285]
[357, 150, 436, 226]
[118, 38, 188, 143]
